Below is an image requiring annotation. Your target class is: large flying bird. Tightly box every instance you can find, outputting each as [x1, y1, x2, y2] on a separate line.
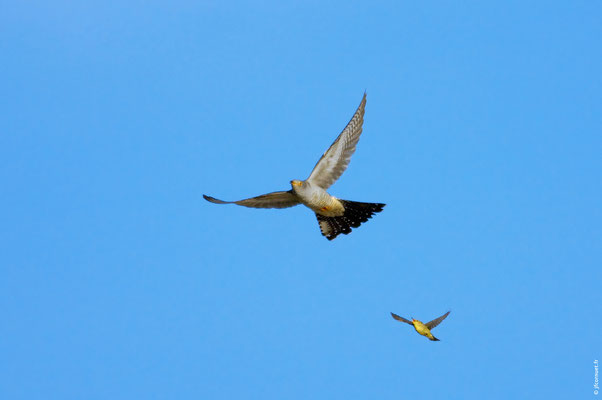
[203, 93, 385, 240]
[390, 311, 451, 341]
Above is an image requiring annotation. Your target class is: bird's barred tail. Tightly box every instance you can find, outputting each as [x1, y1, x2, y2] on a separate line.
[316, 200, 385, 241]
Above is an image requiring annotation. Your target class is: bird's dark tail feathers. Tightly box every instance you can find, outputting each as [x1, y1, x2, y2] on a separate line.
[430, 335, 440, 341]
[315, 200, 385, 240]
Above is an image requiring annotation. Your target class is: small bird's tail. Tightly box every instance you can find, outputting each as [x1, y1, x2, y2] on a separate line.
[316, 200, 385, 240]
[430, 335, 440, 341]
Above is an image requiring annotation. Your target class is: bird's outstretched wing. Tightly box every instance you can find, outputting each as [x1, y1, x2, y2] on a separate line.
[390, 312, 413, 325]
[203, 191, 299, 209]
[306, 93, 367, 189]
[425, 311, 450, 330]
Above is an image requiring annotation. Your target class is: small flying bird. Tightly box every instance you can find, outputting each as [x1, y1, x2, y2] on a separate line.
[203, 93, 385, 240]
[390, 311, 450, 341]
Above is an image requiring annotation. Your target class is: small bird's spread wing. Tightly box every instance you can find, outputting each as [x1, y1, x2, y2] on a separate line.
[390, 312, 413, 325]
[203, 191, 299, 209]
[425, 311, 450, 330]
[306, 93, 367, 190]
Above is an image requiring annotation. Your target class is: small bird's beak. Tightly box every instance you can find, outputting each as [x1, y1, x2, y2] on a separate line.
[291, 180, 301, 187]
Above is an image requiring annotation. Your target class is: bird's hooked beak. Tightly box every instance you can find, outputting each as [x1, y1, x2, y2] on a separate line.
[291, 180, 302, 187]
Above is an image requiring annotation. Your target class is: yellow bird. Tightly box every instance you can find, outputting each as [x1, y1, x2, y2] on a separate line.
[390, 311, 450, 341]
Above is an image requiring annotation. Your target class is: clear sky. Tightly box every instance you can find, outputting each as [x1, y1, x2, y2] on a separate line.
[2, 1, 601, 399]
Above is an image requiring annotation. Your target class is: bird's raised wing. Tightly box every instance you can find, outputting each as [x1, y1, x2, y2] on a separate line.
[203, 191, 299, 209]
[425, 311, 450, 330]
[390, 312, 413, 325]
[306, 93, 367, 189]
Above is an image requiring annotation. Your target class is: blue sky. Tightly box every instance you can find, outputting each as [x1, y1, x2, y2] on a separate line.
[1, 1, 601, 399]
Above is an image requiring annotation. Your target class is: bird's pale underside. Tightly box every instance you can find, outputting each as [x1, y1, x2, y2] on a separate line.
[204, 93, 385, 240]
[390, 311, 451, 341]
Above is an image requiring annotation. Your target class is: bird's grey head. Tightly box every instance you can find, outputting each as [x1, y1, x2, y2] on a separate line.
[290, 179, 305, 191]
